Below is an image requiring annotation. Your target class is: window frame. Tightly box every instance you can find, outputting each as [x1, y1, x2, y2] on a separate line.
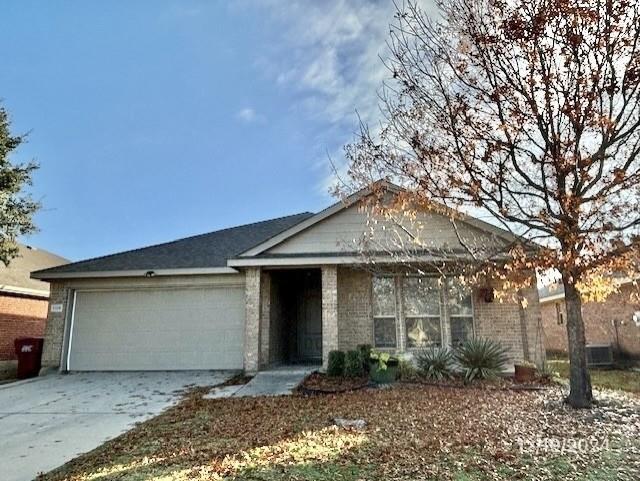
[445, 278, 476, 347]
[371, 274, 475, 352]
[555, 302, 564, 325]
[371, 276, 399, 349]
[402, 275, 444, 350]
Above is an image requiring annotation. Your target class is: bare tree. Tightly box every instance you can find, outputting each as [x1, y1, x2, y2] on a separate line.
[343, 0, 640, 408]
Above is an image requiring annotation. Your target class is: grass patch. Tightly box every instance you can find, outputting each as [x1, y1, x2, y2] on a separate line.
[548, 360, 640, 393]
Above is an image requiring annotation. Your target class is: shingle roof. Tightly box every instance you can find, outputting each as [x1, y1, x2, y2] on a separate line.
[32, 212, 314, 278]
[1, 244, 68, 295]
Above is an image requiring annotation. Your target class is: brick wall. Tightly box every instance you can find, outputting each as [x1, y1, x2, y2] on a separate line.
[541, 284, 640, 359]
[0, 293, 48, 361]
[244, 267, 261, 374]
[321, 266, 338, 369]
[474, 277, 545, 366]
[41, 282, 69, 368]
[336, 267, 544, 366]
[337, 266, 373, 351]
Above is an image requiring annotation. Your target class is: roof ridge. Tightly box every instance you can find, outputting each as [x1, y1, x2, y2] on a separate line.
[34, 212, 314, 274]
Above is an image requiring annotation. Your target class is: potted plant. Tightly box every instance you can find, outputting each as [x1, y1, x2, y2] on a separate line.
[514, 360, 537, 383]
[369, 351, 399, 383]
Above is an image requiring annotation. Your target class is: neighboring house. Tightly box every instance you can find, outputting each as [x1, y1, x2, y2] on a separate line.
[32, 183, 544, 374]
[0, 244, 68, 377]
[540, 282, 640, 360]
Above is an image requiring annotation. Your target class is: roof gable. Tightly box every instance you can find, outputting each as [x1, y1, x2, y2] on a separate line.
[0, 244, 68, 296]
[237, 182, 518, 259]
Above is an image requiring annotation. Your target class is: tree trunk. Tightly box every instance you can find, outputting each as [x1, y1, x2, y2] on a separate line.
[562, 275, 593, 408]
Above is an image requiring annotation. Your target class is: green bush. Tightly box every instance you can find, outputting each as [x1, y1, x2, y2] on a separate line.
[416, 347, 454, 381]
[537, 361, 557, 381]
[357, 344, 372, 372]
[344, 350, 364, 377]
[455, 338, 509, 383]
[327, 350, 346, 377]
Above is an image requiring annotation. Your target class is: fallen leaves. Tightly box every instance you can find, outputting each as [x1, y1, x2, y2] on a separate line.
[38, 384, 639, 481]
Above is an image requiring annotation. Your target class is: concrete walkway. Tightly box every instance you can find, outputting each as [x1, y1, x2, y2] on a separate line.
[0, 371, 233, 481]
[205, 366, 317, 399]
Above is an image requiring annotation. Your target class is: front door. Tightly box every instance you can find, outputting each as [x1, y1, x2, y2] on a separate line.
[297, 271, 322, 362]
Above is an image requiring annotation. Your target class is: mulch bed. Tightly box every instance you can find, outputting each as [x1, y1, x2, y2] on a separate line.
[401, 375, 554, 391]
[298, 372, 552, 395]
[297, 371, 370, 394]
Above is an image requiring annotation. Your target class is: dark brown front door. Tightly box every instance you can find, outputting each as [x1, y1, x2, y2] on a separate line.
[297, 271, 322, 362]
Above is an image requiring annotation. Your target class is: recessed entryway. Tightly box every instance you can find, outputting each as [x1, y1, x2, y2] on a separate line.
[269, 268, 322, 365]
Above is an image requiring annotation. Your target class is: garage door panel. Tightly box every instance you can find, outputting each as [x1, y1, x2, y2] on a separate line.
[69, 286, 245, 371]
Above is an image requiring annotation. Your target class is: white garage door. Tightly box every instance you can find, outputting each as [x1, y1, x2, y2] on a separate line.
[68, 286, 245, 371]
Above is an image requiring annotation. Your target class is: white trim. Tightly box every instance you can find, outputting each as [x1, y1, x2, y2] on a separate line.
[0, 284, 49, 298]
[228, 256, 362, 267]
[33, 267, 238, 280]
[66, 290, 77, 372]
[539, 293, 565, 304]
[228, 254, 477, 267]
[67, 283, 245, 293]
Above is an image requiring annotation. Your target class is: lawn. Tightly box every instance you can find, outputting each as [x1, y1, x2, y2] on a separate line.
[547, 360, 640, 393]
[38, 383, 639, 481]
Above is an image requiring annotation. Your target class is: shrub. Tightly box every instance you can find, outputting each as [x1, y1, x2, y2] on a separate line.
[416, 347, 454, 381]
[398, 359, 418, 381]
[344, 350, 364, 377]
[369, 351, 399, 370]
[327, 350, 346, 377]
[357, 344, 373, 371]
[537, 361, 557, 381]
[455, 338, 509, 383]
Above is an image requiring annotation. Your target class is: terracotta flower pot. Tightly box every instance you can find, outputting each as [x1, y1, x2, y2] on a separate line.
[514, 364, 537, 383]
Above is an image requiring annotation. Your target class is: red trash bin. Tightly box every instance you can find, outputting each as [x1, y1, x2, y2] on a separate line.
[14, 337, 44, 379]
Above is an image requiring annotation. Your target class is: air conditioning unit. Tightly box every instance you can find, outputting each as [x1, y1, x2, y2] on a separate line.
[585, 344, 613, 367]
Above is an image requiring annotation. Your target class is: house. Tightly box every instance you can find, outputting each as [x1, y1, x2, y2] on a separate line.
[0, 244, 68, 378]
[32, 183, 544, 374]
[540, 281, 640, 360]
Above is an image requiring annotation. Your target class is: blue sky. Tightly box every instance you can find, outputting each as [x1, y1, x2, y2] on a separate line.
[0, 0, 399, 261]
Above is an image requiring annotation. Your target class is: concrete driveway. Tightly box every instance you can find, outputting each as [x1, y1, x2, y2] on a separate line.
[0, 371, 233, 481]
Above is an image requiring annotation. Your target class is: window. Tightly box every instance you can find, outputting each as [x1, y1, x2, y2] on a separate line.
[403, 277, 442, 348]
[555, 302, 564, 325]
[372, 277, 397, 348]
[447, 279, 474, 346]
[372, 275, 475, 350]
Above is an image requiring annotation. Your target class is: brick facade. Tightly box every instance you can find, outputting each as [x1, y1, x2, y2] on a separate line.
[244, 267, 261, 374]
[474, 279, 544, 366]
[321, 266, 339, 369]
[541, 284, 640, 359]
[337, 267, 373, 350]
[336, 267, 544, 366]
[41, 267, 545, 374]
[41, 282, 70, 369]
[0, 293, 49, 361]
